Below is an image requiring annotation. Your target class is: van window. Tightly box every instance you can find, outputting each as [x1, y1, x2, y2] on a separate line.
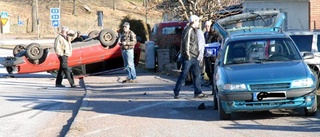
[290, 35, 313, 51]
[151, 24, 158, 36]
[162, 27, 181, 35]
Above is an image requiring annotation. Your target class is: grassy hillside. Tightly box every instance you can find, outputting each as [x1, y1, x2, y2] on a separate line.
[0, 0, 162, 38]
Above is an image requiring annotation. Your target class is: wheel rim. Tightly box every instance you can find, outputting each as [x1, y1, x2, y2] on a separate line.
[103, 32, 113, 42]
[13, 45, 26, 56]
[30, 46, 41, 56]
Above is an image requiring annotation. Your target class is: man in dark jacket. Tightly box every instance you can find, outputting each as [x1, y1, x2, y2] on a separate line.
[173, 15, 208, 99]
[119, 22, 138, 83]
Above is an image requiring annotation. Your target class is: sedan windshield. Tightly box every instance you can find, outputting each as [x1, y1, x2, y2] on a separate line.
[224, 38, 302, 65]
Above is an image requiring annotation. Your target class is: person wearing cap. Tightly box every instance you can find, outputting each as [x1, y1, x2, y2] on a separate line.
[53, 26, 76, 88]
[71, 30, 84, 43]
[119, 22, 138, 83]
[203, 20, 220, 88]
[173, 15, 208, 99]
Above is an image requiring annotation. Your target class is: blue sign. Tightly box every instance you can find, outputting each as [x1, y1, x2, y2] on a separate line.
[50, 8, 60, 14]
[18, 21, 24, 26]
[51, 15, 60, 20]
[50, 8, 60, 20]
[52, 20, 59, 28]
[1, 11, 8, 18]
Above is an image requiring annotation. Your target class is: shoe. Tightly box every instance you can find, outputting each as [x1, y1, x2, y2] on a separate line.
[70, 84, 77, 88]
[174, 95, 180, 99]
[194, 93, 208, 98]
[56, 84, 65, 87]
[122, 79, 131, 83]
[130, 79, 137, 83]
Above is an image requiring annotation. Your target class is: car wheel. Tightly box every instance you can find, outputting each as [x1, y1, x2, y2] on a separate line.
[311, 69, 319, 90]
[304, 95, 317, 116]
[88, 30, 100, 38]
[6, 67, 13, 74]
[26, 43, 44, 60]
[218, 97, 231, 120]
[213, 86, 218, 110]
[99, 28, 117, 48]
[13, 44, 26, 57]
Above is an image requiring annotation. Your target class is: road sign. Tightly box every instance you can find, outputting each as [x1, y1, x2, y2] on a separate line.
[52, 20, 59, 28]
[50, 8, 60, 14]
[0, 11, 8, 18]
[50, 8, 60, 28]
[1, 18, 8, 26]
[51, 15, 60, 20]
[50, 8, 60, 20]
[18, 20, 24, 26]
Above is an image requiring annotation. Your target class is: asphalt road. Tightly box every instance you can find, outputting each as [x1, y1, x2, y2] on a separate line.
[0, 49, 85, 137]
[0, 48, 320, 137]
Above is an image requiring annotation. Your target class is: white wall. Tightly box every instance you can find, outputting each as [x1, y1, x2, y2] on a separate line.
[243, 0, 309, 30]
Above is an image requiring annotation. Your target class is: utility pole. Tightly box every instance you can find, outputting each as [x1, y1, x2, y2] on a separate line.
[58, 0, 61, 31]
[36, 0, 39, 39]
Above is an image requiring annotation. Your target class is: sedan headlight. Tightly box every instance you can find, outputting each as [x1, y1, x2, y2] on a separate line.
[223, 83, 247, 91]
[291, 78, 314, 88]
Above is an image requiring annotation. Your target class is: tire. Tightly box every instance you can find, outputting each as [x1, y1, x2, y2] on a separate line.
[6, 67, 13, 74]
[311, 69, 319, 90]
[13, 44, 26, 57]
[213, 86, 218, 110]
[88, 30, 99, 38]
[304, 95, 317, 116]
[99, 29, 117, 48]
[218, 98, 231, 120]
[26, 43, 44, 60]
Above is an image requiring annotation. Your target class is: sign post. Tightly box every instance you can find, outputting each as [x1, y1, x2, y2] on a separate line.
[0, 11, 9, 26]
[1, 11, 9, 43]
[50, 8, 60, 28]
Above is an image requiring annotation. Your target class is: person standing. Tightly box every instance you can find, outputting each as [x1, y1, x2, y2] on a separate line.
[197, 27, 207, 86]
[203, 21, 219, 86]
[173, 15, 208, 99]
[54, 26, 76, 88]
[119, 22, 138, 83]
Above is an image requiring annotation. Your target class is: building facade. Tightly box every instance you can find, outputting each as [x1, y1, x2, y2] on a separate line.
[243, 0, 320, 30]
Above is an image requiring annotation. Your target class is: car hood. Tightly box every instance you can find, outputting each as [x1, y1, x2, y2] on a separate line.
[223, 61, 309, 83]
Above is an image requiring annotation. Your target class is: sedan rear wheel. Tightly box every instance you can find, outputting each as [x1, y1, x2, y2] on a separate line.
[13, 44, 26, 57]
[99, 29, 117, 48]
[26, 43, 44, 60]
[88, 30, 100, 38]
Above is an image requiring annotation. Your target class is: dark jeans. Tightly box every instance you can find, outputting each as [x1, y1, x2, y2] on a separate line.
[55, 55, 75, 86]
[204, 57, 214, 83]
[174, 57, 202, 95]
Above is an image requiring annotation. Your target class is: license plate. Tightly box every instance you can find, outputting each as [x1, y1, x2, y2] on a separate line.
[253, 91, 286, 101]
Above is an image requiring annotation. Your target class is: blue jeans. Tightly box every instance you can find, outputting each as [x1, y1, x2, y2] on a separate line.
[173, 57, 202, 95]
[121, 49, 136, 80]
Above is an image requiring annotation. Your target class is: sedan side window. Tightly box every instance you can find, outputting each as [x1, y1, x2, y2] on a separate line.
[317, 35, 320, 52]
[290, 35, 313, 52]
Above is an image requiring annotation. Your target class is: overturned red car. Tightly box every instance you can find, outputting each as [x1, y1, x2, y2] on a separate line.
[1, 29, 141, 77]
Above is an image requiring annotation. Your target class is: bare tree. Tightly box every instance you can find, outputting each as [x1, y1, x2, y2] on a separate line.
[31, 0, 37, 33]
[160, 0, 243, 22]
[73, 0, 77, 15]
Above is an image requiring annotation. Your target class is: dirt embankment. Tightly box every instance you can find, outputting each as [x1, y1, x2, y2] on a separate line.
[0, 0, 162, 39]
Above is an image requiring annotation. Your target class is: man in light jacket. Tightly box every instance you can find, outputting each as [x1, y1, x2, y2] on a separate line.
[54, 26, 76, 88]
